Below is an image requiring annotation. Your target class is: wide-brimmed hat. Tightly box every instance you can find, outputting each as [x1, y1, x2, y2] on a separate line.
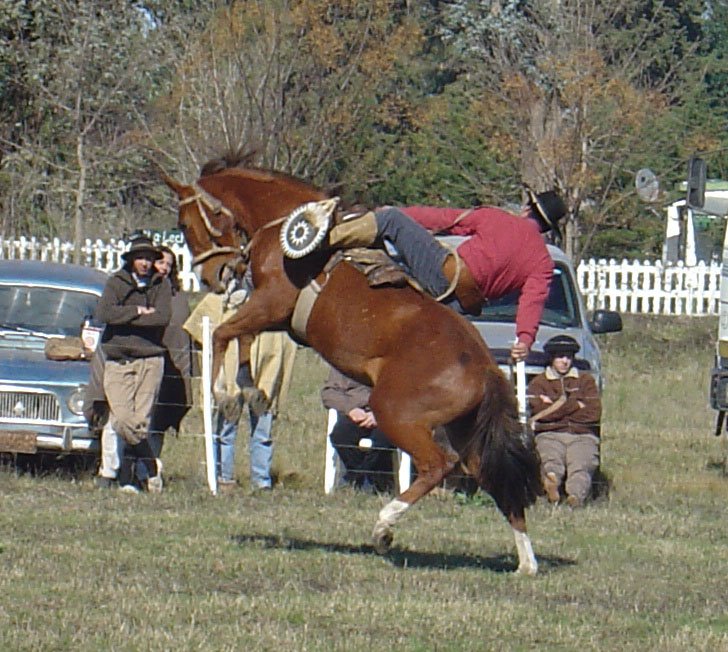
[543, 335, 580, 358]
[121, 235, 162, 261]
[526, 188, 567, 238]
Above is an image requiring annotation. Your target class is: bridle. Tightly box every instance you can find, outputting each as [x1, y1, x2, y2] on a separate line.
[178, 182, 248, 266]
[178, 181, 305, 271]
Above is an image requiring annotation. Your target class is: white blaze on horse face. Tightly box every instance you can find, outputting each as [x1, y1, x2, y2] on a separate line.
[378, 498, 410, 527]
[512, 528, 538, 576]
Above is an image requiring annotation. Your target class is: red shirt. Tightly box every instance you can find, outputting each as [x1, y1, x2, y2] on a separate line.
[402, 206, 553, 347]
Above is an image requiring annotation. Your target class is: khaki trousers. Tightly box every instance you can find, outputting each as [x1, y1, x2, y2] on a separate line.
[535, 431, 600, 503]
[104, 356, 164, 444]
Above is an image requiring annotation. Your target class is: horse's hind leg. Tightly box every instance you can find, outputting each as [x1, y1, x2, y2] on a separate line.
[370, 422, 458, 555]
[508, 511, 538, 576]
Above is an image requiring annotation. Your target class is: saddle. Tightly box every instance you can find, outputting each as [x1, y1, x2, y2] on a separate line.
[338, 247, 417, 290]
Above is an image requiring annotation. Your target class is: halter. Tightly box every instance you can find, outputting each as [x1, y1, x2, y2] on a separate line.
[178, 183, 249, 266]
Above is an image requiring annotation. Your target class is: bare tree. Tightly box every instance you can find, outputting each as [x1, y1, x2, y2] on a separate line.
[149, 0, 425, 184]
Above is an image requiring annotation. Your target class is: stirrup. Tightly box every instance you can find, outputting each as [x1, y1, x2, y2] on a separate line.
[280, 198, 339, 259]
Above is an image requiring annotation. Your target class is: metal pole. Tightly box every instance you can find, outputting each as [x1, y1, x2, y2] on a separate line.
[516, 360, 527, 427]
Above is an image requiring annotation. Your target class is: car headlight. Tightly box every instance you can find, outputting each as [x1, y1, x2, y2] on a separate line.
[68, 385, 87, 416]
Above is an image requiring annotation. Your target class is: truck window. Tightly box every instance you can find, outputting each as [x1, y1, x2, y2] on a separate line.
[470, 265, 580, 328]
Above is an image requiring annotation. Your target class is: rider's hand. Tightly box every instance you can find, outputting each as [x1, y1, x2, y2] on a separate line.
[510, 340, 529, 362]
[349, 407, 377, 429]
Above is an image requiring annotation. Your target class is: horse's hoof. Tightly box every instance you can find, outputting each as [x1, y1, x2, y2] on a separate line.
[514, 562, 538, 576]
[372, 523, 393, 555]
[242, 387, 270, 417]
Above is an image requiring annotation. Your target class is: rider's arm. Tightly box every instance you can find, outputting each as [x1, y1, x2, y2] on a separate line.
[515, 254, 553, 348]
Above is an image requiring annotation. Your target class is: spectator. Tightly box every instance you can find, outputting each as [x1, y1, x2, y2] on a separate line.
[183, 292, 296, 492]
[321, 366, 395, 492]
[87, 245, 192, 492]
[146, 246, 193, 472]
[94, 235, 171, 493]
[527, 335, 602, 508]
[306, 189, 567, 362]
[84, 346, 121, 488]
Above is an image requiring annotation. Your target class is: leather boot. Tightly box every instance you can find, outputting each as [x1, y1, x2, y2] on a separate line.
[327, 212, 379, 249]
[543, 471, 561, 504]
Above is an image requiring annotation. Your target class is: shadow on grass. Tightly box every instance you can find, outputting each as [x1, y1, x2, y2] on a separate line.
[706, 459, 728, 476]
[232, 533, 575, 574]
[0, 451, 97, 478]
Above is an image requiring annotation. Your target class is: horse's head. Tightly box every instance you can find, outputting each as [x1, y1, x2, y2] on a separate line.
[162, 172, 245, 293]
[162, 162, 332, 292]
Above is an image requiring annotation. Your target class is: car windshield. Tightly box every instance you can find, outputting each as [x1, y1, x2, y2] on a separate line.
[470, 265, 581, 328]
[0, 284, 99, 337]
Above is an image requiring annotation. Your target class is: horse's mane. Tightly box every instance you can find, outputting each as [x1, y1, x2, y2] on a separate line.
[199, 150, 329, 197]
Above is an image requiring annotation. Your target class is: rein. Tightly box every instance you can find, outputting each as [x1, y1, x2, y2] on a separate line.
[191, 246, 242, 266]
[239, 214, 288, 259]
[434, 241, 460, 303]
[427, 207, 474, 303]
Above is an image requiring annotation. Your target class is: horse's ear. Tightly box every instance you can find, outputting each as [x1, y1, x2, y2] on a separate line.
[159, 170, 187, 197]
[144, 154, 188, 197]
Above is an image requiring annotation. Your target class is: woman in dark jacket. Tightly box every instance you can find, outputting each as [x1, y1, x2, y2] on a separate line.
[149, 245, 193, 452]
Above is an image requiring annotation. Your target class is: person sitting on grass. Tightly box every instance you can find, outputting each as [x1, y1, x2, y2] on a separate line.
[527, 335, 602, 508]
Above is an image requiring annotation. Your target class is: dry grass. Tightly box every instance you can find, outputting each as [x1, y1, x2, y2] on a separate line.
[2, 315, 728, 651]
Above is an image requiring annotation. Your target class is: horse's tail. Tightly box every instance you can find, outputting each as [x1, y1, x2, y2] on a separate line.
[474, 366, 542, 516]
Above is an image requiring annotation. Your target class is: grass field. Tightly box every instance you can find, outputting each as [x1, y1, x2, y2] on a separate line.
[2, 315, 728, 651]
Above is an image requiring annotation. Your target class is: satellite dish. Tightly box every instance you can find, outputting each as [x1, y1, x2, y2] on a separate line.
[635, 168, 660, 203]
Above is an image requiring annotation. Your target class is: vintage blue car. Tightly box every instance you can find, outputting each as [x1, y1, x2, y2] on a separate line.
[0, 260, 108, 456]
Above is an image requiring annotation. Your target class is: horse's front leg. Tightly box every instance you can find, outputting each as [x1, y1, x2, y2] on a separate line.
[211, 287, 293, 416]
[234, 335, 269, 417]
[508, 511, 538, 576]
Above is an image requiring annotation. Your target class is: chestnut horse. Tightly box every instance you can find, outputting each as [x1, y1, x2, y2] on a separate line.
[162, 162, 542, 574]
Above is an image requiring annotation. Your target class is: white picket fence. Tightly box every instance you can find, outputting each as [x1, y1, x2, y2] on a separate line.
[0, 236, 722, 316]
[0, 236, 200, 292]
[576, 258, 721, 316]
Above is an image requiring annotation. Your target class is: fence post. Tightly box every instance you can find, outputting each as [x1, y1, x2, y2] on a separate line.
[201, 316, 218, 496]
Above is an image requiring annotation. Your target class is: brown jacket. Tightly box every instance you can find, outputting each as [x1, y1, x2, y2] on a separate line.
[527, 366, 601, 437]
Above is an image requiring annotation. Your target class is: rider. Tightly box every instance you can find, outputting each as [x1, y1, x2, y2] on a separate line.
[323, 189, 567, 362]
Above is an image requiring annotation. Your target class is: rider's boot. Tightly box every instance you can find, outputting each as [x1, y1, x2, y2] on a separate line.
[327, 211, 378, 249]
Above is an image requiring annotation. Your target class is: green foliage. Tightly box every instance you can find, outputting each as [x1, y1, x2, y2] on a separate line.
[348, 85, 520, 208]
[0, 0, 725, 256]
[0, 0, 198, 242]
[422, 0, 725, 258]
